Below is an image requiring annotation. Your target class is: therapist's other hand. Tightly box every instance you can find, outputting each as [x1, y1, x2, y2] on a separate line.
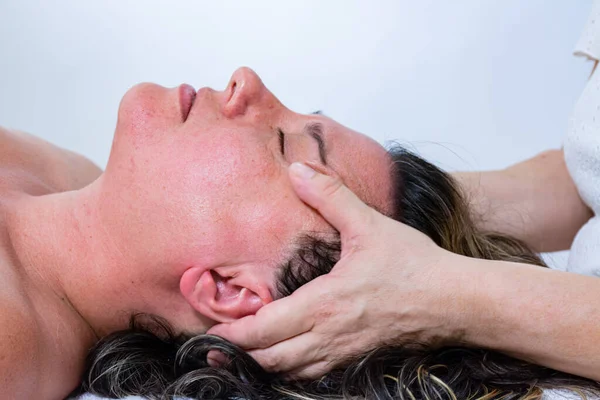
[208, 162, 464, 379]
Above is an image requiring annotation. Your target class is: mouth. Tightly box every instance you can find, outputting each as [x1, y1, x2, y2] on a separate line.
[179, 84, 197, 122]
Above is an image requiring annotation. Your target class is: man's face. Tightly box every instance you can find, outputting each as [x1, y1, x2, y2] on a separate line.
[103, 67, 393, 328]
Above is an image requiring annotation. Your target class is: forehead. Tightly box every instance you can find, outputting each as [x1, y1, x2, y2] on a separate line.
[317, 116, 394, 216]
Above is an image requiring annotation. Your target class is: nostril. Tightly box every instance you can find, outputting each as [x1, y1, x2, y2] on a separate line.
[227, 80, 237, 104]
[224, 67, 263, 117]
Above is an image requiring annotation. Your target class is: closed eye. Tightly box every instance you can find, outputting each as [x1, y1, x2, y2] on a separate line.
[277, 128, 286, 155]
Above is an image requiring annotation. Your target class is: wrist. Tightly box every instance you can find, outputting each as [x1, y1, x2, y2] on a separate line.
[406, 250, 478, 347]
[440, 255, 541, 350]
[434, 252, 490, 347]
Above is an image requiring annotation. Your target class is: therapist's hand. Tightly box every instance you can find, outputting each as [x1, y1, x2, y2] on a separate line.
[208, 162, 466, 379]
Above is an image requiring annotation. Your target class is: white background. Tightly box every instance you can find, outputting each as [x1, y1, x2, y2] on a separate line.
[0, 1, 595, 265]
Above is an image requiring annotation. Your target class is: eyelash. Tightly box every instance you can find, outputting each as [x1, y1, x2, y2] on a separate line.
[277, 128, 286, 155]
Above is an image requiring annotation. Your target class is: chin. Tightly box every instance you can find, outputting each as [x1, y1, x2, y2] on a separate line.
[116, 83, 169, 135]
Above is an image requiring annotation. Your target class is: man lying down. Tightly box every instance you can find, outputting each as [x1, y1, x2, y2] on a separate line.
[0, 67, 598, 400]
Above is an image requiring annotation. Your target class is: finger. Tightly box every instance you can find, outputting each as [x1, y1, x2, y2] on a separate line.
[289, 162, 376, 236]
[207, 294, 315, 350]
[247, 331, 324, 374]
[206, 349, 228, 367]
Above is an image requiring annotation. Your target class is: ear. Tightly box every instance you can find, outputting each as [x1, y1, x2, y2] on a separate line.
[179, 267, 272, 323]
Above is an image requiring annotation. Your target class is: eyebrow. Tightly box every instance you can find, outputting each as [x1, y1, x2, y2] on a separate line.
[304, 122, 328, 165]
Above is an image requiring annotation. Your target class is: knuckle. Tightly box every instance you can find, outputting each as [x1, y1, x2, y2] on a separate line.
[315, 306, 334, 322]
[344, 235, 366, 253]
[319, 175, 345, 198]
[314, 295, 337, 322]
[363, 208, 379, 227]
[248, 330, 271, 349]
[258, 353, 282, 372]
[301, 362, 330, 380]
[354, 208, 378, 234]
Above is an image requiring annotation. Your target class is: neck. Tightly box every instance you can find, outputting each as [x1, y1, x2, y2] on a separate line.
[7, 176, 208, 343]
[7, 178, 134, 341]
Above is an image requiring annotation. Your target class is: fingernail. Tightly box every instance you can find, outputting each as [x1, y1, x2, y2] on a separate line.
[290, 162, 316, 180]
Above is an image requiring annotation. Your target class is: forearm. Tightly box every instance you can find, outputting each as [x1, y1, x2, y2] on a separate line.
[453, 149, 592, 252]
[453, 255, 600, 380]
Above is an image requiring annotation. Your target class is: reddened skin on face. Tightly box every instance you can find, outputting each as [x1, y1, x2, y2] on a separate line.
[100, 67, 394, 332]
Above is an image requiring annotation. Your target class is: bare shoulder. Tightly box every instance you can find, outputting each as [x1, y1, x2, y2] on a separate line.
[0, 297, 42, 398]
[0, 126, 102, 192]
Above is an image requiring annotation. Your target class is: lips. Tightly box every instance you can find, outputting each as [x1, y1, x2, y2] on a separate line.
[179, 84, 197, 122]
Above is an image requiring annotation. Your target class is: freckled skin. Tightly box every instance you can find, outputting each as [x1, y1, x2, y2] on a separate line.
[0, 68, 395, 398]
[99, 67, 394, 330]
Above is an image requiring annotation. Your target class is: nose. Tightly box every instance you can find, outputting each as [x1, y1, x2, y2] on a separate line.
[224, 67, 271, 118]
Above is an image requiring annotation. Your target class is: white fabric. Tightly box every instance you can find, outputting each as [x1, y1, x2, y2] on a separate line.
[543, 390, 590, 400]
[574, 0, 600, 61]
[545, 2, 600, 399]
[565, 0, 600, 277]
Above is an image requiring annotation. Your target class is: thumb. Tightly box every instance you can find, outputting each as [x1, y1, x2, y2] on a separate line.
[289, 162, 375, 235]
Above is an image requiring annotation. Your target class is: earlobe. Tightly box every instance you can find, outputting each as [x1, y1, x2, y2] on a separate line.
[180, 267, 272, 323]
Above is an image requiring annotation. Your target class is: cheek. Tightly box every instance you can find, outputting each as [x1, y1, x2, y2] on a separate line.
[145, 133, 295, 248]
[217, 202, 312, 266]
[176, 134, 280, 198]
[118, 130, 276, 213]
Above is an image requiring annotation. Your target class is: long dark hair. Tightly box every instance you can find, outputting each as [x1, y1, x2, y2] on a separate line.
[74, 145, 600, 400]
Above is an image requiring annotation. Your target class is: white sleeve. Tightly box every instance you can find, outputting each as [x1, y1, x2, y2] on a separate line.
[574, 0, 600, 61]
